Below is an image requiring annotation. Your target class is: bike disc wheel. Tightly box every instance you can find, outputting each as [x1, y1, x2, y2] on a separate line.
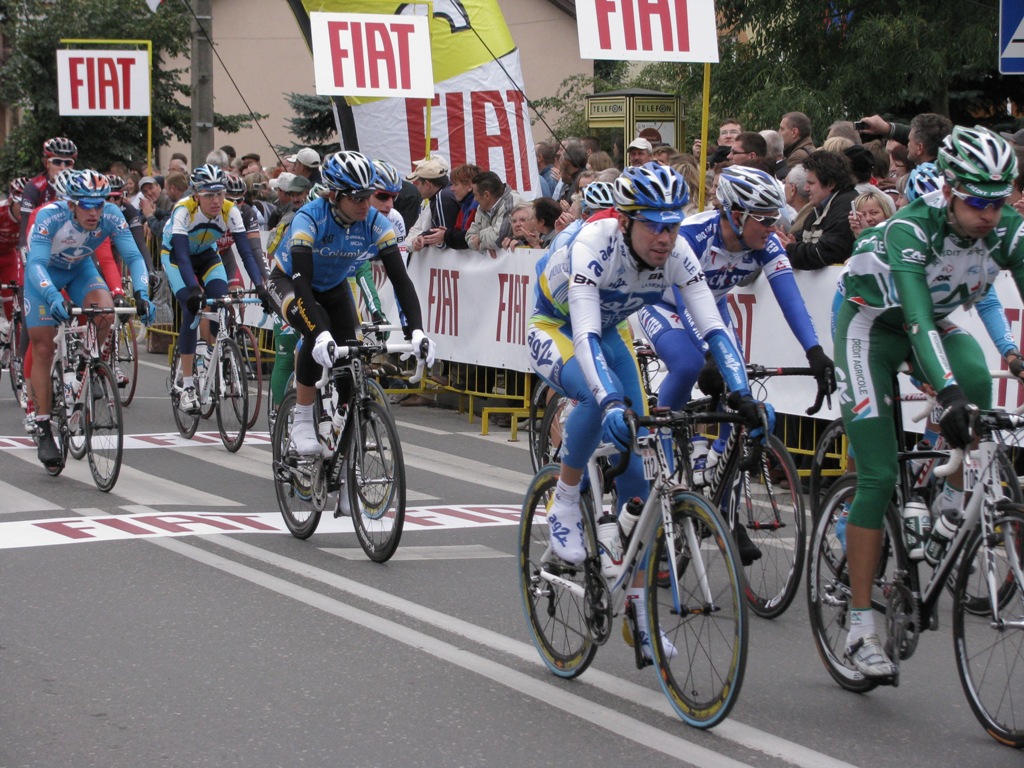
[234, 325, 262, 430]
[730, 434, 806, 619]
[647, 490, 748, 728]
[169, 345, 199, 439]
[952, 505, 1024, 748]
[84, 361, 124, 492]
[114, 317, 139, 406]
[349, 399, 406, 562]
[273, 391, 324, 539]
[518, 465, 600, 678]
[215, 338, 248, 452]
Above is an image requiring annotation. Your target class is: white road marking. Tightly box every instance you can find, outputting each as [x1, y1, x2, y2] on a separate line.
[324, 544, 512, 561]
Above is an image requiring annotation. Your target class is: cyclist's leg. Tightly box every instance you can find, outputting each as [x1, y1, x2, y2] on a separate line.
[835, 301, 906, 676]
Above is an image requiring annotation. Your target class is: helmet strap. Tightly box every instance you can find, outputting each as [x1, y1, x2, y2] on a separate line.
[722, 208, 752, 250]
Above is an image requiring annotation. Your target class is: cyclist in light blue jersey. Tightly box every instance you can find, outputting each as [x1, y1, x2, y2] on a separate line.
[25, 170, 154, 469]
[267, 151, 434, 456]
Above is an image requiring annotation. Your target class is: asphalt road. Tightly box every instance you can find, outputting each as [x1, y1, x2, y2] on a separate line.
[0, 346, 1021, 767]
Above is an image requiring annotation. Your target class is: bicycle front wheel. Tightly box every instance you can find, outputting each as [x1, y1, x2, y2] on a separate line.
[114, 317, 139, 406]
[233, 325, 263, 430]
[952, 504, 1024, 748]
[169, 345, 200, 439]
[84, 361, 124, 492]
[46, 362, 69, 476]
[215, 338, 248, 452]
[808, 417, 847, 518]
[349, 399, 406, 562]
[646, 490, 748, 728]
[272, 390, 325, 538]
[518, 464, 599, 678]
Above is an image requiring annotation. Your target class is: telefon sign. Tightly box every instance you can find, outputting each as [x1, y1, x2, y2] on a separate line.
[575, 0, 719, 62]
[310, 11, 435, 98]
[56, 50, 150, 116]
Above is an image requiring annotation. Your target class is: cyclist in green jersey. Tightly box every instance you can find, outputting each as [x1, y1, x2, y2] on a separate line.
[834, 125, 1024, 678]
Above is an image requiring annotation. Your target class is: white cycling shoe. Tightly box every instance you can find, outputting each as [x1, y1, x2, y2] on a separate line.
[290, 420, 324, 456]
[547, 496, 586, 564]
[845, 634, 897, 678]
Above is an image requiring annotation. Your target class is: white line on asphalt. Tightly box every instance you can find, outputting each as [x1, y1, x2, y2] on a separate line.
[403, 442, 535, 495]
[323, 544, 512, 561]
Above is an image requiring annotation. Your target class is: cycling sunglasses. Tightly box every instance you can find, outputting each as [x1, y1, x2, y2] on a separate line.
[744, 211, 782, 227]
[373, 192, 397, 202]
[48, 157, 75, 167]
[630, 216, 681, 235]
[950, 188, 1006, 211]
[342, 189, 374, 202]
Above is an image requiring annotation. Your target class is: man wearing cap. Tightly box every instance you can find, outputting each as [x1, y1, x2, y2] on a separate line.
[138, 175, 173, 244]
[267, 173, 312, 230]
[626, 137, 654, 167]
[407, 156, 459, 254]
[239, 153, 262, 176]
[287, 147, 322, 185]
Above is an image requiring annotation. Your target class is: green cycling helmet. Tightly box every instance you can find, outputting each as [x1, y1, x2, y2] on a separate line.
[937, 125, 1018, 199]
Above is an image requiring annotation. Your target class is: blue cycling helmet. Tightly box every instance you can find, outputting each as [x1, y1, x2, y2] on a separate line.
[321, 151, 377, 194]
[904, 162, 943, 202]
[581, 181, 616, 216]
[372, 160, 403, 194]
[190, 163, 227, 193]
[613, 162, 689, 223]
[66, 170, 110, 206]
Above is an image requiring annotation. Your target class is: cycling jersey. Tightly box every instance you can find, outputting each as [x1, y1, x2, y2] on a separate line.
[162, 196, 264, 289]
[277, 198, 397, 291]
[0, 200, 22, 288]
[18, 173, 59, 249]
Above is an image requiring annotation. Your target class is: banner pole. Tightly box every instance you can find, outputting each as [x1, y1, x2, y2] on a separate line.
[698, 62, 711, 211]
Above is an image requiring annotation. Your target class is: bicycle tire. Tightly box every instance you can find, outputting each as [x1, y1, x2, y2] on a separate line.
[518, 464, 600, 678]
[233, 324, 262, 430]
[536, 393, 569, 468]
[273, 390, 325, 538]
[114, 317, 139, 407]
[169, 345, 200, 439]
[952, 504, 1024, 748]
[806, 474, 907, 692]
[647, 489, 748, 728]
[366, 377, 390, 410]
[808, 417, 847, 518]
[725, 434, 806, 619]
[84, 361, 124, 492]
[7, 309, 25, 406]
[349, 399, 406, 562]
[46, 362, 69, 476]
[528, 378, 550, 473]
[215, 337, 248, 452]
[66, 365, 87, 461]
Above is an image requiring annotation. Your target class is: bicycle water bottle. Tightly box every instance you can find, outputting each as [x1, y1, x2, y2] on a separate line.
[332, 403, 348, 437]
[691, 436, 710, 486]
[924, 508, 962, 565]
[618, 496, 643, 540]
[596, 513, 623, 579]
[901, 497, 931, 560]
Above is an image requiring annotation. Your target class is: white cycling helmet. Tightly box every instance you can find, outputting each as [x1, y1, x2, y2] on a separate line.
[581, 181, 616, 216]
[716, 166, 787, 213]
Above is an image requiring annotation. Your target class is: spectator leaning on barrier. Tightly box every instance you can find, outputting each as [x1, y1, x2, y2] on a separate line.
[467, 170, 523, 255]
[407, 155, 459, 254]
[777, 150, 857, 269]
[439, 163, 480, 250]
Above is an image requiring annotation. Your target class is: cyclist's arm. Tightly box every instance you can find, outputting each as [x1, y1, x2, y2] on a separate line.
[975, 285, 1017, 358]
[228, 207, 265, 287]
[168, 207, 201, 289]
[378, 245, 423, 332]
[891, 266, 949, 389]
[25, 232, 62, 310]
[282, 246, 331, 339]
[121, 204, 155, 273]
[107, 210, 150, 297]
[353, 260, 383, 317]
[93, 238, 124, 297]
[761, 237, 821, 351]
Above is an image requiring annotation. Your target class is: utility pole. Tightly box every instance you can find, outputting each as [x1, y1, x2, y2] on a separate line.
[190, 0, 214, 167]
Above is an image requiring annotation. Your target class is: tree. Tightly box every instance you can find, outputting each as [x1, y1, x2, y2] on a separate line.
[539, 0, 1018, 149]
[280, 92, 337, 160]
[0, 0, 261, 180]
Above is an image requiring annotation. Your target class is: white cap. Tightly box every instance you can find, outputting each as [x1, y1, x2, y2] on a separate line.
[270, 172, 296, 191]
[627, 137, 654, 152]
[285, 147, 321, 169]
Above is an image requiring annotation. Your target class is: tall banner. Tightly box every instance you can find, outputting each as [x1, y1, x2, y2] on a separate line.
[297, 0, 540, 197]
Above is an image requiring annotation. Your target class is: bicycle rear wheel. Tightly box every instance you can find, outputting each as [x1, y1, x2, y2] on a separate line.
[518, 465, 599, 678]
[113, 317, 139, 406]
[215, 338, 248, 452]
[727, 434, 806, 619]
[46, 364, 70, 476]
[528, 378, 550, 472]
[536, 393, 569, 467]
[169, 345, 200, 439]
[7, 310, 25, 406]
[349, 399, 406, 562]
[808, 417, 847, 518]
[806, 474, 905, 692]
[646, 490, 747, 728]
[272, 390, 325, 538]
[952, 505, 1024, 748]
[85, 361, 124, 492]
[233, 324, 262, 430]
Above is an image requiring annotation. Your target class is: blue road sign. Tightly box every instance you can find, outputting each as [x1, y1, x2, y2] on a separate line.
[1001, 0, 1024, 73]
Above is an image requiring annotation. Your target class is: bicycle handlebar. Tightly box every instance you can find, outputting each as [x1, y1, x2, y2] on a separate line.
[69, 306, 137, 317]
[315, 339, 416, 389]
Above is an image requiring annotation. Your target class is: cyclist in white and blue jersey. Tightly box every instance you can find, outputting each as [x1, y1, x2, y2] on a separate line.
[161, 164, 273, 413]
[529, 163, 772, 657]
[25, 170, 154, 469]
[545, 180, 617, 255]
[267, 151, 434, 456]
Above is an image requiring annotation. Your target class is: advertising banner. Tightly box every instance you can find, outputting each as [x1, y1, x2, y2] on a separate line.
[575, 0, 719, 62]
[56, 49, 150, 116]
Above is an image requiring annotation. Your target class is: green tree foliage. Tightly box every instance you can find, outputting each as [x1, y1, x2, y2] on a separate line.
[281, 92, 338, 160]
[536, 0, 1018, 147]
[0, 0, 261, 180]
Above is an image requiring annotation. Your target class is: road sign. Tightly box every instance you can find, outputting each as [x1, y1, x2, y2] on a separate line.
[1000, 0, 1024, 74]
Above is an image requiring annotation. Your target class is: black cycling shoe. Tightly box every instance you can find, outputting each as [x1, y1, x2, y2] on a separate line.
[36, 421, 63, 469]
[733, 522, 762, 566]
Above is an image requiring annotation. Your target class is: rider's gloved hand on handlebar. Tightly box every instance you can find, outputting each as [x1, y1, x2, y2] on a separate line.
[255, 284, 274, 316]
[806, 345, 837, 396]
[937, 384, 973, 449]
[402, 329, 436, 368]
[48, 295, 72, 323]
[601, 402, 632, 451]
[112, 293, 128, 308]
[134, 290, 156, 325]
[697, 353, 725, 398]
[312, 331, 336, 369]
[371, 310, 390, 344]
[728, 391, 775, 443]
[1007, 352, 1024, 380]
[185, 285, 203, 317]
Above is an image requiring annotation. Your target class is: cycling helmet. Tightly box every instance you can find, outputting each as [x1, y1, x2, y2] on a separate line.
[8, 177, 30, 203]
[307, 183, 330, 204]
[937, 125, 1018, 198]
[105, 174, 126, 194]
[65, 170, 111, 206]
[43, 137, 78, 158]
[904, 162, 943, 202]
[581, 181, 616, 216]
[613, 162, 689, 223]
[52, 169, 77, 199]
[224, 172, 246, 199]
[321, 151, 377, 194]
[190, 163, 227, 193]
[716, 166, 787, 213]
[372, 160, 403, 194]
